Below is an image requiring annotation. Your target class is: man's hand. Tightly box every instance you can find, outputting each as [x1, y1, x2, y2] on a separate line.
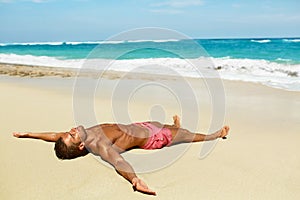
[132, 177, 156, 196]
[12, 132, 29, 138]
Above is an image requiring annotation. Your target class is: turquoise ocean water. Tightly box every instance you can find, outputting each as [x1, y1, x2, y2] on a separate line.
[0, 38, 299, 91]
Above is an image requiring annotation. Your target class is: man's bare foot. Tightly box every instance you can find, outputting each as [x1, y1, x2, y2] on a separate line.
[172, 115, 181, 128]
[219, 126, 230, 139]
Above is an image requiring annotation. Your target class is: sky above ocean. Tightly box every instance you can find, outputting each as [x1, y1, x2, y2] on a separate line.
[0, 0, 299, 42]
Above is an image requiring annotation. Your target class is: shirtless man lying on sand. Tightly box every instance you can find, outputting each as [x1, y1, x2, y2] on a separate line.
[13, 115, 229, 196]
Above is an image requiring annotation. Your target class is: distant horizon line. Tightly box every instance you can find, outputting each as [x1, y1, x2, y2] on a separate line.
[1, 36, 300, 44]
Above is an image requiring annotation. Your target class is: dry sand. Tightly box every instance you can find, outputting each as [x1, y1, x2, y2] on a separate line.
[0, 69, 299, 199]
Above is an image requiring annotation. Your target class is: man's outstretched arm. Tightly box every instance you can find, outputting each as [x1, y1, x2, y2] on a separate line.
[96, 143, 156, 195]
[13, 131, 67, 142]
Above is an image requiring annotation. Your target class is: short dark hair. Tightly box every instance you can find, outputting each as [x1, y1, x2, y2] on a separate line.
[54, 137, 89, 160]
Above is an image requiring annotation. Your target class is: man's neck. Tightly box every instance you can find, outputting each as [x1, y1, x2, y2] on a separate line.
[77, 125, 87, 142]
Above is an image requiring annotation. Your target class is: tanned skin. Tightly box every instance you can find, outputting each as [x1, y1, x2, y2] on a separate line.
[13, 115, 229, 195]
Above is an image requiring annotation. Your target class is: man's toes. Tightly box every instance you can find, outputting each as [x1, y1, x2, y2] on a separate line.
[225, 126, 230, 132]
[172, 115, 181, 127]
[173, 115, 179, 121]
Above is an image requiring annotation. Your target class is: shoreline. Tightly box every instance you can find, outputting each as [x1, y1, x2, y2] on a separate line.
[1, 62, 299, 93]
[0, 62, 184, 81]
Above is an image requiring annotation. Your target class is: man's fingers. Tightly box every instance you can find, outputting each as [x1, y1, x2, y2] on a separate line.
[137, 187, 156, 196]
[142, 188, 156, 196]
[12, 132, 27, 138]
[145, 189, 156, 196]
[132, 182, 136, 188]
[132, 178, 156, 195]
[12, 132, 19, 137]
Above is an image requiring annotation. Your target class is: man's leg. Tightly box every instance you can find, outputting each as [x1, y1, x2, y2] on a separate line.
[147, 115, 229, 145]
[148, 115, 181, 129]
[169, 126, 229, 146]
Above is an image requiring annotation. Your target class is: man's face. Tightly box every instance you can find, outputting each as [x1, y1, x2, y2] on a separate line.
[62, 127, 82, 147]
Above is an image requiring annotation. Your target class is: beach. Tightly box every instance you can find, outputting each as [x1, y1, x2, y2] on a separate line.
[0, 66, 299, 199]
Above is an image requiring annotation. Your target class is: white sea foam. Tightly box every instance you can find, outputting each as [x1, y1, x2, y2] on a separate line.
[0, 42, 65, 46]
[212, 57, 300, 91]
[283, 39, 300, 43]
[101, 39, 180, 44]
[0, 39, 181, 46]
[250, 39, 271, 43]
[0, 53, 299, 91]
[275, 58, 293, 63]
[0, 54, 83, 68]
[130, 39, 180, 43]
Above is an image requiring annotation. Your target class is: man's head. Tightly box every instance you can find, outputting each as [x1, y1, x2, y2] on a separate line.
[54, 127, 89, 159]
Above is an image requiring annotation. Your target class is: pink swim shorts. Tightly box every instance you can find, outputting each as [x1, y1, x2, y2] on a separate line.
[136, 122, 172, 150]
